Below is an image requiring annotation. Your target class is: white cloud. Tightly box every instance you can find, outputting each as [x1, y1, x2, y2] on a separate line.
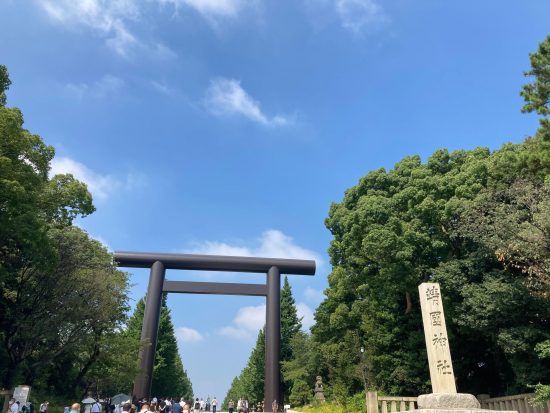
[335, 0, 388, 34]
[234, 304, 266, 331]
[65, 74, 124, 99]
[150, 80, 174, 95]
[37, 0, 140, 57]
[218, 304, 265, 340]
[189, 229, 322, 267]
[204, 78, 293, 127]
[50, 156, 118, 201]
[218, 326, 243, 339]
[160, 0, 242, 18]
[50, 156, 145, 201]
[297, 302, 315, 330]
[219, 301, 314, 339]
[36, 0, 176, 58]
[304, 287, 325, 305]
[175, 326, 204, 343]
[91, 234, 112, 251]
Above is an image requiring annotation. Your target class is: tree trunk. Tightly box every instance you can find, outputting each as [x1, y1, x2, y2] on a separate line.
[405, 291, 413, 314]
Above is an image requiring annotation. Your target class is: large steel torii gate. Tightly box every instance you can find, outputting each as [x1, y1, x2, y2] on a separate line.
[114, 251, 316, 412]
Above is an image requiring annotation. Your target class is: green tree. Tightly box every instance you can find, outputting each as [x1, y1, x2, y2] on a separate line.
[223, 329, 265, 408]
[125, 296, 193, 398]
[0, 226, 130, 393]
[281, 332, 318, 406]
[0, 65, 11, 107]
[280, 277, 303, 402]
[521, 35, 550, 116]
[1, 66, 96, 388]
[224, 278, 303, 406]
[532, 340, 550, 404]
[315, 140, 549, 397]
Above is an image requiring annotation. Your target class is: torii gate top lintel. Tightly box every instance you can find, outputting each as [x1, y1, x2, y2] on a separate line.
[114, 251, 316, 274]
[114, 250, 316, 413]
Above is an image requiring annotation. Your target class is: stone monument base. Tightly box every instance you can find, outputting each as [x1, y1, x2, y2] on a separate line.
[399, 394, 517, 413]
[411, 409, 516, 413]
[418, 393, 481, 409]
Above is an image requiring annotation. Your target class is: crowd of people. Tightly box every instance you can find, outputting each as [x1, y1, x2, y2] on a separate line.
[6, 395, 267, 413]
[6, 398, 50, 413]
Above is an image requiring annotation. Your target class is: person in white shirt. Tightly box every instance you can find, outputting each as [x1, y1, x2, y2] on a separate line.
[39, 402, 49, 413]
[211, 398, 217, 413]
[91, 402, 101, 413]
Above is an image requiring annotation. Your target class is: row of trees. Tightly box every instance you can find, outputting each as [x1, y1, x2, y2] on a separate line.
[0, 66, 193, 400]
[226, 35, 550, 408]
[222, 278, 304, 408]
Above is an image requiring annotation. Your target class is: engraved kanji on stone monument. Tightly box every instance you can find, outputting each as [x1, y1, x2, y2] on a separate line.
[419, 282, 457, 394]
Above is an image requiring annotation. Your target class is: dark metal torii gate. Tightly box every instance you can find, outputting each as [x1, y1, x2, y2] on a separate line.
[114, 251, 316, 412]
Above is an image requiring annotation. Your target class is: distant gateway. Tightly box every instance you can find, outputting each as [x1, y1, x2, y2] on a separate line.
[114, 251, 316, 413]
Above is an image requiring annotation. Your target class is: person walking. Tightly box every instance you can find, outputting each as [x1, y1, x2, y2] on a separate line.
[171, 400, 182, 413]
[228, 400, 234, 413]
[39, 401, 48, 413]
[193, 399, 200, 413]
[139, 403, 152, 413]
[70, 404, 81, 413]
[210, 398, 217, 413]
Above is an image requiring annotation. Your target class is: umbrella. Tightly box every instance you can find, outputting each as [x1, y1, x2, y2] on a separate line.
[82, 398, 96, 404]
[111, 395, 131, 406]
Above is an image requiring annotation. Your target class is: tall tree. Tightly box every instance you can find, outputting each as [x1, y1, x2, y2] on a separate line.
[281, 332, 318, 407]
[223, 329, 265, 409]
[0, 65, 11, 107]
[223, 278, 303, 406]
[521, 35, 550, 116]
[126, 296, 193, 399]
[280, 277, 303, 402]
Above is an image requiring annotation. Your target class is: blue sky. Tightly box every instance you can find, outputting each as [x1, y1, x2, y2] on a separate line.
[1, 0, 549, 402]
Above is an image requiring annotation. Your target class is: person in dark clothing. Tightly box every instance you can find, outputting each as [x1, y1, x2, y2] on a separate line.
[171, 402, 182, 413]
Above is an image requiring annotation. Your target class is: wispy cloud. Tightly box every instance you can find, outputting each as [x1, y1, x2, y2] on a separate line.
[218, 326, 242, 339]
[175, 326, 205, 343]
[188, 229, 322, 266]
[50, 156, 147, 201]
[297, 302, 315, 330]
[37, 0, 139, 57]
[65, 74, 124, 99]
[150, 80, 174, 95]
[50, 156, 118, 201]
[160, 0, 242, 18]
[218, 304, 265, 340]
[218, 301, 315, 339]
[36, 0, 176, 58]
[335, 0, 389, 34]
[204, 78, 293, 127]
[303, 0, 388, 35]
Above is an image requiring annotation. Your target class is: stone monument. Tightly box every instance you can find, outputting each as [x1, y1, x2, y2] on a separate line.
[13, 386, 31, 406]
[314, 376, 325, 402]
[411, 283, 515, 413]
